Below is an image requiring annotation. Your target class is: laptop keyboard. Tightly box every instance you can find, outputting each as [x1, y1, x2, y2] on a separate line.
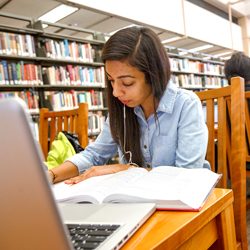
[67, 224, 121, 250]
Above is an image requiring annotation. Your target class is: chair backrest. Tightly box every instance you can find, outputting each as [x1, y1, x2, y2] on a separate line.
[245, 92, 250, 164]
[39, 103, 88, 158]
[196, 77, 247, 250]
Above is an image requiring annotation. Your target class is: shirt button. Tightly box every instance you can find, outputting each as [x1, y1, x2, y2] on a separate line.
[144, 145, 147, 149]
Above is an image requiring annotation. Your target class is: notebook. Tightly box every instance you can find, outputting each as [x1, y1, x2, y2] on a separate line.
[0, 98, 156, 250]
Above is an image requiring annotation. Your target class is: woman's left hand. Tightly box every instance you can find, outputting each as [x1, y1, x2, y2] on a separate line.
[64, 164, 131, 185]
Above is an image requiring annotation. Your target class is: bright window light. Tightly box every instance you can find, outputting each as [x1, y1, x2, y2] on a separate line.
[189, 44, 214, 52]
[38, 4, 78, 23]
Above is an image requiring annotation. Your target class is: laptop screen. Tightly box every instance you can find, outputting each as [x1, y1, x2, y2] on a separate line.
[0, 98, 155, 250]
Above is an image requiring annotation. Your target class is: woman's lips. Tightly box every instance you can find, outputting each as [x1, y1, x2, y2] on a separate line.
[119, 99, 130, 105]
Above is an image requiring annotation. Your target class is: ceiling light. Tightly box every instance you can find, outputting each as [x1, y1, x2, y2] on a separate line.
[38, 4, 78, 23]
[217, 0, 229, 3]
[212, 51, 233, 57]
[189, 44, 214, 52]
[221, 55, 232, 60]
[230, 0, 242, 4]
[161, 36, 183, 44]
[203, 56, 212, 60]
[216, 0, 240, 4]
[179, 51, 189, 56]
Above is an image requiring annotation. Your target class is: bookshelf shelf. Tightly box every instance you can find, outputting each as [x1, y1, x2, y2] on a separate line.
[166, 45, 227, 89]
[168, 52, 224, 65]
[0, 85, 106, 92]
[0, 22, 106, 101]
[39, 32, 105, 46]
[0, 16, 108, 141]
[38, 58, 104, 67]
[169, 52, 227, 88]
[0, 54, 104, 67]
[171, 70, 224, 78]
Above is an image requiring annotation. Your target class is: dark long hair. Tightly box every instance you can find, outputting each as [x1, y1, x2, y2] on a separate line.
[102, 26, 171, 166]
[224, 52, 250, 83]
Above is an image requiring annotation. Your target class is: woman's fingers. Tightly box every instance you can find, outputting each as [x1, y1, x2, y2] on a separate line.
[64, 164, 130, 184]
[64, 167, 98, 184]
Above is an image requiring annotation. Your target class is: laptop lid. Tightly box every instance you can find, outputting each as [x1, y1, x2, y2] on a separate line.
[0, 98, 155, 250]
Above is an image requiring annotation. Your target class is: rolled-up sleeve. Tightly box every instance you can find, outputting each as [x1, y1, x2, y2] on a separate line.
[68, 117, 118, 174]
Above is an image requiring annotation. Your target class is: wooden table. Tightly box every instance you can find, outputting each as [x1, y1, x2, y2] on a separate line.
[122, 188, 236, 250]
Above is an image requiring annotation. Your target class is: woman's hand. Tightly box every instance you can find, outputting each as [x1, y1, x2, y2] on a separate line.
[64, 164, 131, 184]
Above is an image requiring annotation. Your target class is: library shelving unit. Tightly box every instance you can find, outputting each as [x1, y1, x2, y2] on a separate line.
[0, 12, 228, 139]
[167, 47, 227, 90]
[0, 12, 108, 138]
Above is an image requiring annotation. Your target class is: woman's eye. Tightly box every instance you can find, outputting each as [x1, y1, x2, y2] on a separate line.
[123, 82, 134, 87]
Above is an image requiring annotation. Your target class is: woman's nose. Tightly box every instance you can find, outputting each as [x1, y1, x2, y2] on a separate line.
[112, 82, 123, 97]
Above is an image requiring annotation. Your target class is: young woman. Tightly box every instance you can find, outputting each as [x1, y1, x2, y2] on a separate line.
[48, 26, 209, 184]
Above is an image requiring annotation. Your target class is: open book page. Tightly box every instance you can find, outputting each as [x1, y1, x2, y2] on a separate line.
[52, 167, 148, 203]
[103, 166, 221, 210]
[53, 174, 112, 203]
[52, 166, 220, 210]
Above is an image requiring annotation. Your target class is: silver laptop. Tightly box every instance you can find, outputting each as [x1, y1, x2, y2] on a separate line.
[0, 98, 155, 250]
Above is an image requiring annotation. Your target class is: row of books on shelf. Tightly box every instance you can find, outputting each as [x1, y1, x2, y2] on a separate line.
[42, 65, 105, 87]
[170, 57, 224, 76]
[0, 60, 41, 85]
[0, 89, 105, 112]
[0, 30, 101, 63]
[0, 60, 105, 87]
[0, 90, 39, 110]
[40, 38, 96, 63]
[44, 90, 104, 111]
[171, 74, 228, 88]
[0, 31, 36, 57]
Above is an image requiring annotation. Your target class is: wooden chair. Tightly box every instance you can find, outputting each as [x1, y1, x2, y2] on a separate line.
[39, 103, 88, 159]
[244, 92, 250, 210]
[245, 92, 250, 176]
[196, 77, 247, 250]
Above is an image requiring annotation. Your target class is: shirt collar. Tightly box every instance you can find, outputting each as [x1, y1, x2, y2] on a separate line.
[134, 80, 178, 115]
[157, 81, 178, 114]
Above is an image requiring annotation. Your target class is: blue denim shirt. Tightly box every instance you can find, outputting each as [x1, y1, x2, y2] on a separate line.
[69, 82, 210, 173]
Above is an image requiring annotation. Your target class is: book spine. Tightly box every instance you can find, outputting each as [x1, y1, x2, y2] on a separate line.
[7, 63, 14, 85]
[11, 62, 18, 85]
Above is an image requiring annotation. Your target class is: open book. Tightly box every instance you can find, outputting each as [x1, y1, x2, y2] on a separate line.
[52, 166, 221, 211]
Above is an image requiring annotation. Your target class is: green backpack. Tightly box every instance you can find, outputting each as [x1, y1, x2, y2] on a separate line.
[45, 131, 84, 169]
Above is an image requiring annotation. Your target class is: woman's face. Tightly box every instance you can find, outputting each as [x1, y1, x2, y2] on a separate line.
[105, 60, 153, 110]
